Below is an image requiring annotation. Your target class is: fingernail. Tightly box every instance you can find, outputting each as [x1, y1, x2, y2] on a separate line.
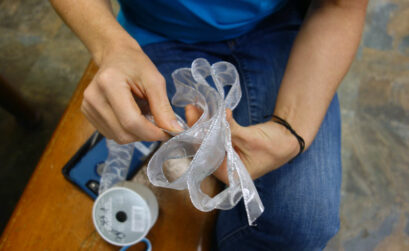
[171, 119, 184, 132]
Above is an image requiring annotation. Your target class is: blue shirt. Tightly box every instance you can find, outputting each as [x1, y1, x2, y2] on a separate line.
[117, 0, 287, 46]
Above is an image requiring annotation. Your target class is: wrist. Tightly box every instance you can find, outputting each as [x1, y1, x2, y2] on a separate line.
[273, 100, 314, 150]
[271, 120, 300, 159]
[92, 29, 141, 66]
[256, 121, 299, 163]
[270, 115, 305, 158]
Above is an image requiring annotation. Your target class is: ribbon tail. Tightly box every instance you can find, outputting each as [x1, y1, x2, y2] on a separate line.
[233, 152, 264, 225]
[99, 140, 135, 194]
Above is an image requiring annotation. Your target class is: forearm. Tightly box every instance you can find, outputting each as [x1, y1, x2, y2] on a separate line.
[273, 0, 368, 149]
[49, 0, 139, 65]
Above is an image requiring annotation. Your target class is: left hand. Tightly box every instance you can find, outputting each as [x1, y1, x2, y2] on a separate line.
[185, 105, 300, 184]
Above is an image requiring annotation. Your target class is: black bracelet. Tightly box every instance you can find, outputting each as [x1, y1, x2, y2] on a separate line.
[271, 115, 305, 157]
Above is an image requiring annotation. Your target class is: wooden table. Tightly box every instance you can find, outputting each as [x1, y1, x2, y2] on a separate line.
[0, 61, 220, 251]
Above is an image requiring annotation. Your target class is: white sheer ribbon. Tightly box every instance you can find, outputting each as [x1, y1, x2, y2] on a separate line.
[147, 58, 264, 225]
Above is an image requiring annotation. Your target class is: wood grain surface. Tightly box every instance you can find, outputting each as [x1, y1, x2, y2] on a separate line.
[0, 61, 221, 251]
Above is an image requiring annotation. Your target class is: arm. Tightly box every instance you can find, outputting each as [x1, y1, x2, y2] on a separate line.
[274, 0, 369, 149]
[49, 0, 129, 64]
[185, 0, 369, 183]
[248, 0, 369, 180]
[50, 0, 182, 143]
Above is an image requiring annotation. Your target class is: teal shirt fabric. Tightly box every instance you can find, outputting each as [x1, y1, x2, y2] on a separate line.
[117, 0, 287, 46]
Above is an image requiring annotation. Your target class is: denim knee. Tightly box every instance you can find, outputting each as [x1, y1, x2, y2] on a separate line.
[284, 204, 340, 249]
[216, 156, 342, 250]
[216, 187, 340, 251]
[255, 183, 341, 250]
[217, 215, 339, 251]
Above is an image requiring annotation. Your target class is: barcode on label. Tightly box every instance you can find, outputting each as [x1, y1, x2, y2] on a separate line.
[131, 206, 145, 232]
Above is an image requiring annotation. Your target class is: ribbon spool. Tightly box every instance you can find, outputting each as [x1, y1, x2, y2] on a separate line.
[92, 181, 158, 246]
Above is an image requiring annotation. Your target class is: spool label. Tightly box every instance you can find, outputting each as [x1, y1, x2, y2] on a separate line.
[131, 206, 146, 232]
[101, 197, 113, 232]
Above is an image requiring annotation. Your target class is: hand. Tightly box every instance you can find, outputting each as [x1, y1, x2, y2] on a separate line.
[185, 105, 300, 184]
[81, 41, 183, 144]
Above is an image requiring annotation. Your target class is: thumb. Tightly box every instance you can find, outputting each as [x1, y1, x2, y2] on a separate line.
[226, 109, 242, 136]
[145, 76, 183, 133]
[185, 104, 203, 127]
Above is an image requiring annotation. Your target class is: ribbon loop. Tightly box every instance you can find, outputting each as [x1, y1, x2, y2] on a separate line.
[147, 58, 264, 225]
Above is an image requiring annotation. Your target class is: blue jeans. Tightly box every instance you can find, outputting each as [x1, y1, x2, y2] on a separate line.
[142, 2, 341, 250]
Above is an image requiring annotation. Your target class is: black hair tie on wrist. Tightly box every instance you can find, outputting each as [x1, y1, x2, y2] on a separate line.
[271, 115, 305, 157]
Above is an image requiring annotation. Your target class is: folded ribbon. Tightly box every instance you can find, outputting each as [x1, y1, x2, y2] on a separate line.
[147, 58, 264, 225]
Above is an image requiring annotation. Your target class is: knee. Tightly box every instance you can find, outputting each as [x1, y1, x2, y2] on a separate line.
[290, 209, 340, 248]
[215, 196, 340, 250]
[274, 199, 341, 249]
[256, 190, 341, 249]
[217, 211, 340, 251]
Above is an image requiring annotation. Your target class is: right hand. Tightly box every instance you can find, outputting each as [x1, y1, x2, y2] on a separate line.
[81, 41, 183, 144]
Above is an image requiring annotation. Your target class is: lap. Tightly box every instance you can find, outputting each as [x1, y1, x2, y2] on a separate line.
[215, 96, 342, 251]
[213, 12, 342, 250]
[142, 4, 341, 249]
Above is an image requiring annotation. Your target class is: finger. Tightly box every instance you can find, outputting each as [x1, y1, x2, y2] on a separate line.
[144, 73, 183, 132]
[213, 155, 229, 184]
[225, 109, 234, 124]
[98, 94, 167, 143]
[97, 102, 145, 143]
[81, 102, 114, 139]
[84, 88, 143, 143]
[100, 79, 169, 141]
[185, 104, 203, 127]
[85, 80, 166, 143]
